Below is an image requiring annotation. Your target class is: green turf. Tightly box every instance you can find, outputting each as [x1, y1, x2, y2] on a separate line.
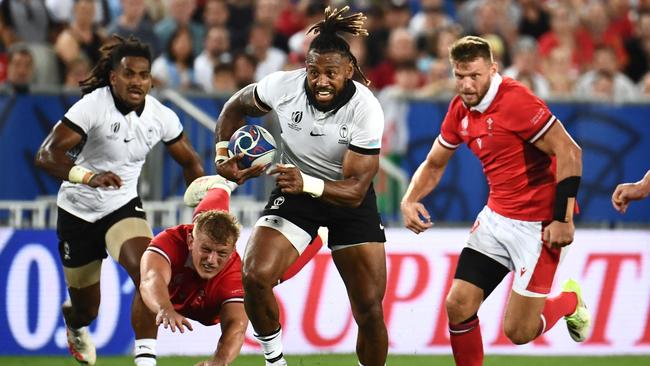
[1, 355, 649, 366]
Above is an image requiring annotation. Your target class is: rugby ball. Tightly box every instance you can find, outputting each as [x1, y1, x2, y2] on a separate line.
[228, 124, 277, 168]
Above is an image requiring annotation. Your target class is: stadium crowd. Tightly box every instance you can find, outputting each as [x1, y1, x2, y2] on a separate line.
[2, 0, 650, 103]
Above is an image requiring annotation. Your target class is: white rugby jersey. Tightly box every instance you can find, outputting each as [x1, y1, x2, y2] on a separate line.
[255, 69, 383, 180]
[57, 86, 183, 222]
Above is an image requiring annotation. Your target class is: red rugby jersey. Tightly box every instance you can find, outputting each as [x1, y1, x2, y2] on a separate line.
[148, 224, 244, 326]
[438, 75, 557, 221]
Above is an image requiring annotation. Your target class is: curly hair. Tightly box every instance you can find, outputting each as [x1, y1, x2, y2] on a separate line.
[307, 6, 370, 85]
[79, 35, 152, 95]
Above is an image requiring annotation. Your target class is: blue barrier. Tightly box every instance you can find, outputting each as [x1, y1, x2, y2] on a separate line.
[1, 93, 649, 222]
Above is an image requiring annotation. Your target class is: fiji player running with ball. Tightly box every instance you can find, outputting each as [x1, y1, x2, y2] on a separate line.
[215, 6, 388, 366]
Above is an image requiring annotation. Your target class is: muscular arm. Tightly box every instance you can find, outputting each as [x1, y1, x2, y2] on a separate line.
[210, 302, 248, 365]
[35, 121, 123, 188]
[533, 120, 582, 247]
[215, 84, 269, 144]
[533, 121, 582, 183]
[34, 121, 83, 180]
[322, 150, 379, 207]
[400, 139, 455, 234]
[140, 250, 193, 332]
[272, 150, 379, 207]
[166, 134, 205, 185]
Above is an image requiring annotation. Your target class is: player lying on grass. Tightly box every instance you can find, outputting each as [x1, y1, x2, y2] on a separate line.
[139, 175, 322, 366]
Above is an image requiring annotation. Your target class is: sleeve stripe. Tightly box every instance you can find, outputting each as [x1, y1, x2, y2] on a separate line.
[349, 144, 380, 155]
[529, 115, 556, 143]
[163, 131, 183, 145]
[61, 117, 87, 139]
[222, 298, 244, 305]
[146, 246, 171, 264]
[437, 135, 460, 150]
[253, 86, 272, 112]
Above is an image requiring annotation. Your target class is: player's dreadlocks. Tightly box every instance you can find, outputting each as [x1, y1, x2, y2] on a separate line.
[307, 6, 370, 85]
[79, 35, 152, 95]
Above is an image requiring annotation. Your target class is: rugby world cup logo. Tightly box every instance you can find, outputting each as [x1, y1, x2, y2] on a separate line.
[291, 111, 303, 124]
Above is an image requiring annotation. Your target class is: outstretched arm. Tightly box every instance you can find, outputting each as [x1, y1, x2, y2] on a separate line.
[533, 120, 582, 248]
[34, 121, 122, 188]
[140, 251, 193, 333]
[400, 138, 455, 234]
[612, 170, 650, 213]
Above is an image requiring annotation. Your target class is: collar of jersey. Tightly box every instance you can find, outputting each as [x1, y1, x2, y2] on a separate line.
[110, 87, 145, 117]
[468, 73, 502, 114]
[303, 77, 356, 113]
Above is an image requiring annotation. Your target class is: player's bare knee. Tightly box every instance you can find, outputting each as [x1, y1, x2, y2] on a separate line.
[445, 293, 476, 323]
[353, 301, 384, 328]
[242, 265, 277, 291]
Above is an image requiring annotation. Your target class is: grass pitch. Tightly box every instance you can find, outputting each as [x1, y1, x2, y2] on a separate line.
[1, 355, 649, 366]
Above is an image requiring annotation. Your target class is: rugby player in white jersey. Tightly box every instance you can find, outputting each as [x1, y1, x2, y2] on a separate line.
[214, 7, 387, 366]
[35, 36, 204, 366]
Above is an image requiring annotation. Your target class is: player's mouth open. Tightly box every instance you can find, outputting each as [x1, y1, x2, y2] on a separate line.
[316, 89, 334, 101]
[128, 89, 143, 97]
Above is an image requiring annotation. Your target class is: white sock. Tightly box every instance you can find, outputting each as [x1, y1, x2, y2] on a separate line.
[134, 338, 157, 366]
[255, 327, 284, 363]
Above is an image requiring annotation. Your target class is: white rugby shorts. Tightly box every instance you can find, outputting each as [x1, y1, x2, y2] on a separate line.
[466, 206, 567, 297]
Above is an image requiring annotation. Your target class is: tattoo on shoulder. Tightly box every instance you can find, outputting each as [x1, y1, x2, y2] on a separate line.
[239, 85, 269, 117]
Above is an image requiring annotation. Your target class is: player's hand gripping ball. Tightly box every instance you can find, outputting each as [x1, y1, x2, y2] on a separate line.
[228, 125, 276, 169]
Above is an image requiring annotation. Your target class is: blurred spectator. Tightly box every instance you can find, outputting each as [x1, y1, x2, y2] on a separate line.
[151, 26, 196, 90]
[377, 61, 418, 158]
[578, 0, 628, 70]
[154, 0, 204, 57]
[348, 36, 370, 84]
[54, 0, 106, 82]
[606, 0, 634, 40]
[417, 58, 454, 97]
[503, 36, 550, 99]
[538, 3, 590, 72]
[231, 51, 256, 88]
[518, 0, 551, 39]
[363, 4, 388, 69]
[202, 0, 229, 29]
[211, 62, 236, 94]
[624, 10, 650, 82]
[194, 25, 232, 92]
[368, 27, 417, 90]
[254, 0, 289, 52]
[0, 0, 53, 44]
[409, 0, 453, 39]
[541, 46, 578, 98]
[46, 0, 112, 26]
[0, 42, 33, 93]
[574, 45, 638, 102]
[385, 0, 411, 29]
[246, 22, 286, 81]
[107, 0, 161, 57]
[227, 0, 254, 50]
[63, 55, 91, 91]
[637, 71, 650, 98]
[286, 1, 324, 68]
[274, 0, 308, 40]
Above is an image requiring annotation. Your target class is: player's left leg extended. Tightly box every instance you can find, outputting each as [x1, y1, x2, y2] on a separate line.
[332, 242, 388, 366]
[106, 218, 157, 366]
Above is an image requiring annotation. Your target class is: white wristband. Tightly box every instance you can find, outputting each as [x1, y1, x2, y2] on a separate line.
[68, 165, 95, 184]
[300, 172, 325, 198]
[215, 141, 230, 164]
